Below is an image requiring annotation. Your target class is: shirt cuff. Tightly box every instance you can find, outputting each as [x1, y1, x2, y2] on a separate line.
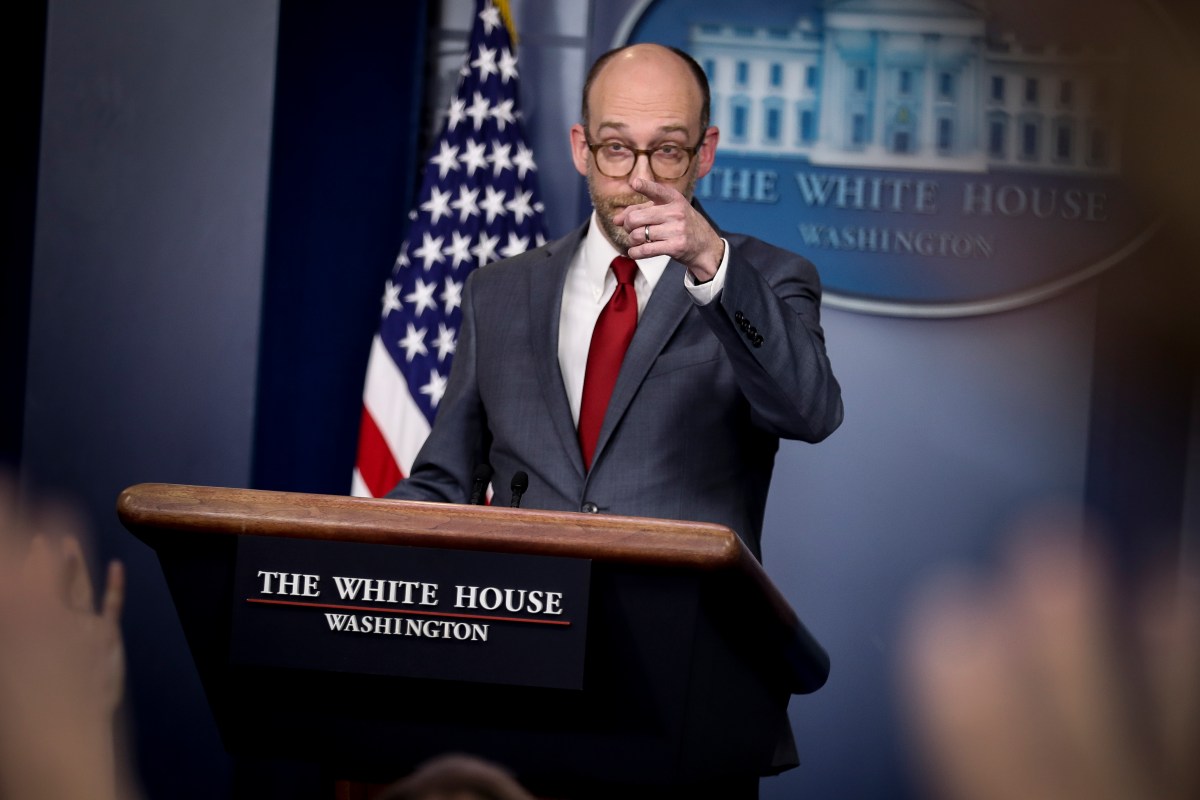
[683, 238, 729, 306]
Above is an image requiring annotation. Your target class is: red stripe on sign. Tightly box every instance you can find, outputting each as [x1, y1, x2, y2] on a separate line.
[247, 597, 572, 626]
[355, 406, 403, 498]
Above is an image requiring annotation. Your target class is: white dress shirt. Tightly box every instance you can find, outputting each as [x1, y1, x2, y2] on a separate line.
[558, 211, 730, 425]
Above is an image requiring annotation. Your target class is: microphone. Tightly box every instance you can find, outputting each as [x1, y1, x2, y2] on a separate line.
[469, 464, 492, 505]
[509, 471, 528, 508]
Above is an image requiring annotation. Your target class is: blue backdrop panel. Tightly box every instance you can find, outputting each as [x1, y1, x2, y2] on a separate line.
[253, 2, 430, 496]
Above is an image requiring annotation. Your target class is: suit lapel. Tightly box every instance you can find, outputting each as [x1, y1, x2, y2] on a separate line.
[591, 259, 692, 468]
[529, 224, 588, 478]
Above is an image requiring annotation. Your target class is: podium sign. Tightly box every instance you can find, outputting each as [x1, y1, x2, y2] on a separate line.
[230, 536, 591, 689]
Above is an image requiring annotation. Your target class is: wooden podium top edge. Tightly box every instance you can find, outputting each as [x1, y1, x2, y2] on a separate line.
[117, 482, 826, 692]
[116, 482, 748, 571]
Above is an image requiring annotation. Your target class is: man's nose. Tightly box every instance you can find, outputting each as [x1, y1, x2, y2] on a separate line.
[630, 151, 656, 183]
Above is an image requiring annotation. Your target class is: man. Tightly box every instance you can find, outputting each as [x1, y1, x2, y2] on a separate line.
[388, 43, 842, 561]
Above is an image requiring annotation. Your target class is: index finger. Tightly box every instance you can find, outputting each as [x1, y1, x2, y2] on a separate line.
[629, 177, 681, 205]
[60, 533, 97, 614]
[102, 560, 125, 625]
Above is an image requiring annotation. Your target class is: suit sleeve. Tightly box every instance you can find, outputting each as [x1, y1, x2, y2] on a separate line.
[694, 236, 844, 443]
[386, 271, 489, 503]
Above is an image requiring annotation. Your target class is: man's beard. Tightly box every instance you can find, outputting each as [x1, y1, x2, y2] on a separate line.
[587, 166, 696, 253]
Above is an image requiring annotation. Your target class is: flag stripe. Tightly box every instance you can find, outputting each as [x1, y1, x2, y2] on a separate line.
[355, 405, 404, 499]
[350, 469, 371, 500]
[362, 335, 431, 476]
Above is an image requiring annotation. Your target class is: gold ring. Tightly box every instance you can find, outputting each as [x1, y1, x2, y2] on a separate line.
[645, 225, 652, 242]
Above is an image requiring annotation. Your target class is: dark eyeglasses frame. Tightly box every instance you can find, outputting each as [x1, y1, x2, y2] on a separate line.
[585, 137, 705, 179]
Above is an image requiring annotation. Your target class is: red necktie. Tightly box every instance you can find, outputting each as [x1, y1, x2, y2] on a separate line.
[578, 256, 638, 470]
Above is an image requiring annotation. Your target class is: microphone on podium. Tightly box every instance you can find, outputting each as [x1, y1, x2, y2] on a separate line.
[469, 464, 493, 505]
[509, 471, 528, 508]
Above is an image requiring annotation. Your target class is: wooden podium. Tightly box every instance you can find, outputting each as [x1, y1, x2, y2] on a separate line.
[118, 483, 828, 798]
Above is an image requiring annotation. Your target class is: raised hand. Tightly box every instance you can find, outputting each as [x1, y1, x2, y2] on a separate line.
[0, 476, 129, 800]
[614, 177, 725, 282]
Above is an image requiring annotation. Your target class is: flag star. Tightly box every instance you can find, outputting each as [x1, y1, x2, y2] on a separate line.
[535, 232, 547, 247]
[505, 189, 535, 224]
[420, 369, 448, 408]
[381, 280, 402, 317]
[512, 143, 538, 179]
[432, 323, 457, 362]
[441, 277, 463, 313]
[424, 185, 456, 226]
[442, 231, 473, 268]
[487, 142, 513, 178]
[471, 45, 498, 81]
[458, 138, 488, 177]
[450, 185, 480, 223]
[471, 231, 500, 266]
[446, 97, 466, 132]
[489, 98, 515, 131]
[394, 242, 411, 270]
[500, 231, 531, 258]
[478, 4, 501, 33]
[429, 141, 460, 179]
[498, 48, 518, 83]
[413, 232, 446, 270]
[465, 91, 491, 131]
[397, 322, 428, 362]
[405, 277, 439, 317]
[479, 186, 508, 224]
[420, 186, 453, 225]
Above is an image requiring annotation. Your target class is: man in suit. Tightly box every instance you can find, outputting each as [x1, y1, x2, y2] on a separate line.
[388, 43, 842, 561]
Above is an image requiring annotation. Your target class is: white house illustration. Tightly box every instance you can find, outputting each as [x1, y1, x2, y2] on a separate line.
[689, 0, 1124, 174]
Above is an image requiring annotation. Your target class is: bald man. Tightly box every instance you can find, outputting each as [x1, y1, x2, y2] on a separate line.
[388, 43, 842, 561]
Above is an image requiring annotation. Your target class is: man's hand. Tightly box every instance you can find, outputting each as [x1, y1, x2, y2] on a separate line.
[614, 177, 725, 282]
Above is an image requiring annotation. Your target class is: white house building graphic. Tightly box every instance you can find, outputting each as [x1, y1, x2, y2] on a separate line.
[689, 0, 1125, 174]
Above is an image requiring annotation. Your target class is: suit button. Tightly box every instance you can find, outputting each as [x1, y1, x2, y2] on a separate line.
[753, 334, 763, 348]
[581, 502, 599, 514]
[734, 311, 745, 324]
[747, 325, 758, 337]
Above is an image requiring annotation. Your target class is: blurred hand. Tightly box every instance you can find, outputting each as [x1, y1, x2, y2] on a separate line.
[899, 518, 1200, 800]
[0, 476, 128, 800]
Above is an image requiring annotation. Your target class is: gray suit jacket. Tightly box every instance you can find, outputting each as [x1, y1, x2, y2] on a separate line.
[388, 219, 842, 560]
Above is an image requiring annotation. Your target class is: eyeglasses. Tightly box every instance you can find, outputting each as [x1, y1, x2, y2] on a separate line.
[585, 137, 704, 180]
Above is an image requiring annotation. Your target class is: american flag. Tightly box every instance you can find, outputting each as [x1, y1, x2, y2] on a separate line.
[353, 0, 547, 498]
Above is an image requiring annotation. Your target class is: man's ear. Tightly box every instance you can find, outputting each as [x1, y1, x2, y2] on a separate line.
[695, 126, 720, 180]
[569, 124, 590, 177]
